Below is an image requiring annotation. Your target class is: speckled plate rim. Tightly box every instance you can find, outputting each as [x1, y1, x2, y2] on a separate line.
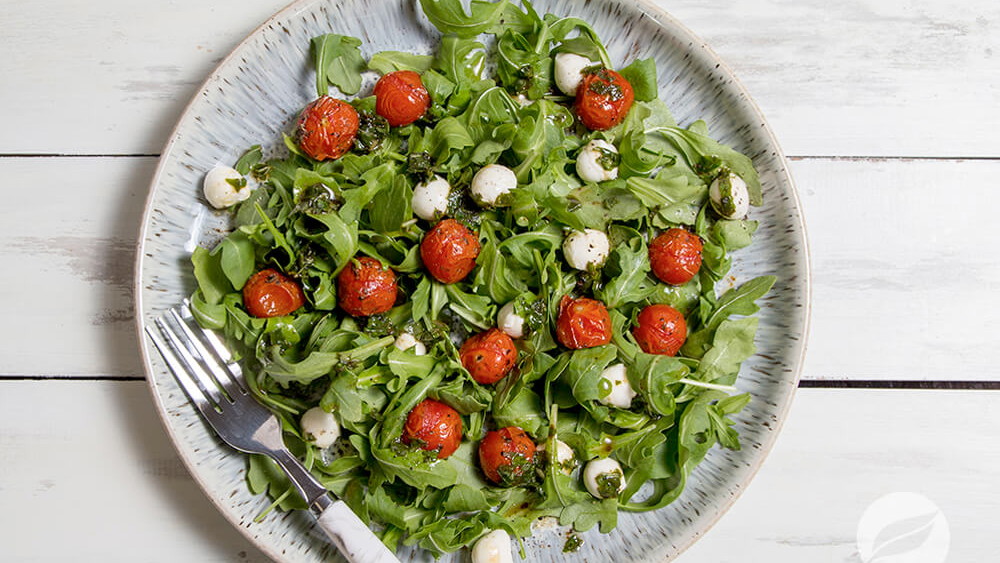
[134, 0, 812, 561]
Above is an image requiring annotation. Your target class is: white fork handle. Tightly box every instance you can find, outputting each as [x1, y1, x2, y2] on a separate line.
[316, 500, 400, 563]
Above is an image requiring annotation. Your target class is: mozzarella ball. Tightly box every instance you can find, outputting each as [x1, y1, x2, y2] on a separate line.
[562, 228, 610, 271]
[203, 165, 251, 209]
[300, 407, 341, 449]
[471, 164, 517, 207]
[471, 529, 514, 563]
[538, 438, 576, 474]
[583, 458, 626, 499]
[394, 333, 427, 356]
[554, 52, 597, 96]
[497, 301, 526, 339]
[598, 363, 636, 409]
[575, 139, 619, 183]
[412, 175, 451, 221]
[709, 172, 751, 219]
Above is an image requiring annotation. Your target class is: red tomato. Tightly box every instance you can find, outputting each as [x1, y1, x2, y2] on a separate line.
[242, 269, 305, 318]
[402, 398, 463, 459]
[478, 427, 537, 486]
[633, 304, 687, 356]
[420, 219, 481, 284]
[459, 328, 517, 384]
[574, 68, 635, 130]
[649, 228, 704, 286]
[336, 256, 398, 317]
[373, 70, 431, 127]
[556, 296, 612, 349]
[296, 96, 359, 161]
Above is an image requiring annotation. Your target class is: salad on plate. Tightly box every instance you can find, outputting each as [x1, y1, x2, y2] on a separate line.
[187, 0, 775, 558]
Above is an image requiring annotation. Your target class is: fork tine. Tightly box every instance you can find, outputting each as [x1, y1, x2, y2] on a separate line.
[178, 300, 248, 393]
[146, 323, 218, 415]
[181, 300, 243, 370]
[167, 307, 245, 399]
[155, 315, 227, 407]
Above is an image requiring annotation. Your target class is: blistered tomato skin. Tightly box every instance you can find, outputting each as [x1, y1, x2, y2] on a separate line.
[402, 399, 463, 460]
[649, 228, 704, 286]
[296, 96, 360, 161]
[460, 328, 517, 384]
[243, 269, 306, 318]
[336, 256, 398, 317]
[633, 304, 687, 356]
[574, 68, 635, 131]
[556, 296, 612, 349]
[478, 427, 537, 486]
[420, 219, 481, 284]
[374, 70, 431, 127]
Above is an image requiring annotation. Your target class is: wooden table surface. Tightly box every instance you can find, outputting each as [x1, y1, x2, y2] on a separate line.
[2, 0, 998, 561]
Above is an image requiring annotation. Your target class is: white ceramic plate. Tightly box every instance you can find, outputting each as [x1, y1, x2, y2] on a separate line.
[136, 0, 810, 561]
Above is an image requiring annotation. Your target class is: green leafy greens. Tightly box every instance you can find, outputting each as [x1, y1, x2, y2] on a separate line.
[188, 0, 772, 557]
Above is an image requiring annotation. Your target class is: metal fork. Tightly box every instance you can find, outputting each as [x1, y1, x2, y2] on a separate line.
[145, 302, 399, 563]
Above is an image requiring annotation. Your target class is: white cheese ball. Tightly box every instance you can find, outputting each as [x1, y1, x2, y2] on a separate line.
[471, 529, 514, 563]
[538, 438, 576, 474]
[203, 165, 251, 209]
[562, 228, 610, 271]
[393, 333, 427, 356]
[598, 363, 636, 409]
[300, 407, 341, 449]
[709, 172, 751, 219]
[412, 175, 451, 221]
[575, 139, 619, 183]
[554, 52, 597, 96]
[583, 457, 627, 499]
[497, 301, 526, 339]
[471, 164, 517, 207]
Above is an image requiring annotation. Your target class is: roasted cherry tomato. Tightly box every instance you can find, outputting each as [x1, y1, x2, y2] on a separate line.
[478, 426, 537, 486]
[460, 328, 517, 384]
[574, 68, 635, 131]
[633, 304, 687, 356]
[336, 256, 398, 317]
[420, 219, 481, 284]
[649, 228, 703, 286]
[296, 96, 360, 161]
[556, 295, 612, 349]
[402, 398, 463, 459]
[242, 269, 305, 318]
[373, 70, 431, 127]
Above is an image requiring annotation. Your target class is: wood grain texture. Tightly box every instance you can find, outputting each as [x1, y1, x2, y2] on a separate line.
[0, 0, 997, 156]
[1, 381, 995, 561]
[0, 380, 267, 561]
[795, 157, 1000, 381]
[4, 156, 997, 382]
[680, 387, 1000, 562]
[0, 157, 151, 377]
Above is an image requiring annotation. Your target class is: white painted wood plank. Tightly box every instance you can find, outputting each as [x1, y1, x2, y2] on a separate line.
[680, 387, 1000, 562]
[795, 157, 1000, 381]
[669, 0, 1000, 158]
[0, 380, 267, 562]
[0, 157, 151, 377]
[3, 156, 999, 380]
[0, 0, 997, 157]
[1, 382, 995, 561]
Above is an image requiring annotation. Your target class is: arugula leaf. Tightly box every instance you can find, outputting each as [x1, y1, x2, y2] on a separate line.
[419, 0, 510, 38]
[191, 246, 231, 305]
[647, 124, 762, 206]
[696, 316, 759, 384]
[618, 58, 658, 102]
[311, 34, 366, 97]
[368, 51, 434, 74]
